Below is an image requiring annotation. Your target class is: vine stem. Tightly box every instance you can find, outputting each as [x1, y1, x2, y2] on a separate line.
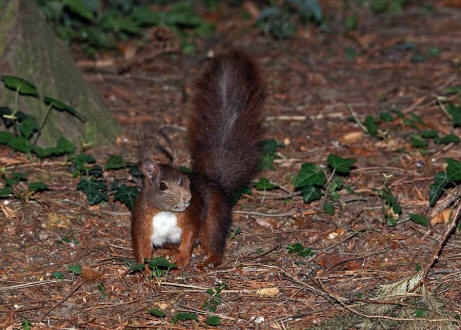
[33, 103, 53, 145]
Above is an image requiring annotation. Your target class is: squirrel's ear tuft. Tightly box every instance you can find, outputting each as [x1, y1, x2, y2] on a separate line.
[141, 159, 159, 180]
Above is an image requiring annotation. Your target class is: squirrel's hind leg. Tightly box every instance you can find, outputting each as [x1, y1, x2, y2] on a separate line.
[198, 189, 231, 268]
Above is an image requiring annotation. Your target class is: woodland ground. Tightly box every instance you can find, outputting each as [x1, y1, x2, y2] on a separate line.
[1, 2, 461, 329]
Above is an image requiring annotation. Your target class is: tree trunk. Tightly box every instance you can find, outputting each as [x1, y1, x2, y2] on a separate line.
[0, 0, 121, 147]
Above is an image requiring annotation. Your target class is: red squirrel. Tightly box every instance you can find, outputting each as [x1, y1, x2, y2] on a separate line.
[131, 50, 265, 269]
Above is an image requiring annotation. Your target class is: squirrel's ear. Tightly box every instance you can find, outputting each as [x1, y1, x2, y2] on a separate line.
[141, 159, 159, 180]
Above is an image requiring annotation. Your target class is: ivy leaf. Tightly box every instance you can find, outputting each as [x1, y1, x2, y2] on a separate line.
[293, 163, 326, 188]
[429, 171, 449, 207]
[409, 214, 429, 227]
[112, 184, 139, 210]
[364, 115, 378, 136]
[52, 271, 64, 279]
[231, 186, 252, 206]
[63, 0, 94, 20]
[56, 136, 76, 154]
[148, 309, 166, 318]
[8, 136, 32, 153]
[44, 96, 85, 122]
[32, 145, 56, 158]
[0, 75, 39, 96]
[0, 106, 14, 127]
[255, 177, 278, 190]
[445, 158, 461, 181]
[148, 257, 176, 270]
[447, 103, 461, 126]
[434, 134, 459, 145]
[411, 136, 428, 148]
[445, 85, 461, 94]
[105, 154, 124, 170]
[19, 117, 39, 138]
[0, 186, 12, 196]
[68, 264, 82, 275]
[88, 165, 103, 178]
[76, 153, 96, 163]
[77, 178, 108, 205]
[301, 185, 322, 203]
[323, 202, 335, 215]
[128, 263, 145, 273]
[327, 154, 356, 174]
[28, 181, 49, 192]
[381, 188, 402, 215]
[171, 312, 198, 323]
[204, 316, 222, 326]
[0, 131, 12, 144]
[379, 111, 394, 122]
[421, 130, 439, 139]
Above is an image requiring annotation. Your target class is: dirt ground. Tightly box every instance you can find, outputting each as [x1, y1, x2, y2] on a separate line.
[1, 3, 461, 329]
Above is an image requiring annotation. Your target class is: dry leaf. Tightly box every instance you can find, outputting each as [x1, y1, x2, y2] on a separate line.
[339, 131, 363, 144]
[255, 217, 277, 229]
[257, 287, 279, 297]
[44, 212, 71, 229]
[318, 253, 357, 269]
[81, 267, 104, 282]
[430, 208, 453, 225]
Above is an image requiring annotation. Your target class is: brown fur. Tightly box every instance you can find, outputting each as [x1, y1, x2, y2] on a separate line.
[131, 50, 265, 269]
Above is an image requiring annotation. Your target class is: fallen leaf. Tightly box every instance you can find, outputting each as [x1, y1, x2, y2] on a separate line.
[81, 267, 104, 282]
[339, 131, 363, 144]
[257, 287, 279, 296]
[255, 217, 277, 229]
[430, 208, 453, 225]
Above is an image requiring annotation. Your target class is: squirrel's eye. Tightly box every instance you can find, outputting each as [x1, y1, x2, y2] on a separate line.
[159, 182, 167, 191]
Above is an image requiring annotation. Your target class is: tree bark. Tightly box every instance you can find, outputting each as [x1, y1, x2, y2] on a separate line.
[0, 0, 121, 147]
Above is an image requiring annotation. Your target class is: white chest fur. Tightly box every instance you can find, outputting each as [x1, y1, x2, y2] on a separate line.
[151, 211, 182, 247]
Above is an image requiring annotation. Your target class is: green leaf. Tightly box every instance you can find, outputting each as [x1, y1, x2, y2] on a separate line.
[0, 75, 38, 96]
[381, 188, 402, 215]
[421, 130, 439, 139]
[8, 136, 32, 153]
[204, 316, 221, 326]
[434, 134, 460, 145]
[301, 185, 322, 203]
[97, 283, 106, 299]
[88, 165, 103, 178]
[345, 47, 356, 60]
[13, 172, 26, 181]
[414, 309, 426, 318]
[105, 154, 124, 170]
[327, 154, 356, 174]
[32, 146, 55, 158]
[364, 115, 378, 136]
[446, 158, 461, 181]
[323, 202, 335, 215]
[19, 117, 39, 138]
[429, 171, 449, 206]
[148, 257, 176, 270]
[63, 0, 94, 20]
[56, 136, 76, 154]
[231, 186, 252, 206]
[0, 186, 12, 196]
[447, 103, 461, 126]
[112, 184, 139, 210]
[28, 181, 49, 192]
[0, 131, 12, 144]
[379, 111, 394, 122]
[44, 96, 85, 121]
[68, 264, 82, 275]
[128, 163, 143, 177]
[255, 177, 278, 190]
[77, 178, 108, 205]
[293, 163, 326, 188]
[445, 85, 461, 95]
[52, 271, 64, 279]
[409, 214, 429, 227]
[411, 136, 428, 148]
[76, 153, 96, 163]
[129, 263, 145, 273]
[171, 312, 198, 322]
[148, 309, 166, 318]
[287, 242, 314, 257]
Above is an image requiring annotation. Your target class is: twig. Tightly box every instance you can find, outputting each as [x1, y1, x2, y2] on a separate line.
[41, 280, 85, 321]
[422, 203, 461, 283]
[0, 279, 71, 291]
[177, 304, 243, 322]
[233, 210, 295, 217]
[58, 199, 131, 216]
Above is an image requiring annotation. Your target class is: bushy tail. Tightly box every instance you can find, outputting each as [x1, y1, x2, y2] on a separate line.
[188, 50, 265, 199]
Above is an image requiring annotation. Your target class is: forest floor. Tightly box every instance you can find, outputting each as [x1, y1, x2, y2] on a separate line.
[1, 2, 461, 329]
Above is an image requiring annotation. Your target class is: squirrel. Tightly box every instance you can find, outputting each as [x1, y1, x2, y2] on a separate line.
[131, 50, 265, 270]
